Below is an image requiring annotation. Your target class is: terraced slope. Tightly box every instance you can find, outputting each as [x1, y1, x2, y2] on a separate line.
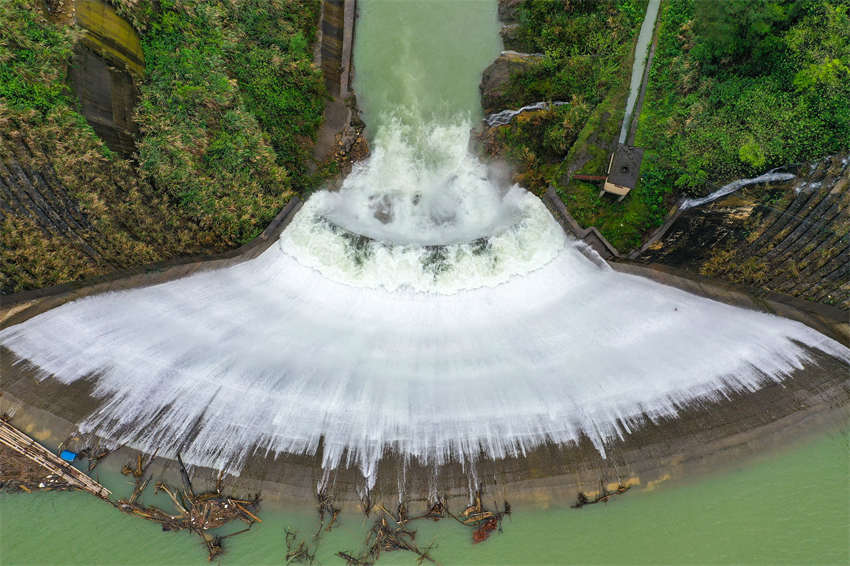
[638, 154, 849, 309]
[0, 109, 210, 294]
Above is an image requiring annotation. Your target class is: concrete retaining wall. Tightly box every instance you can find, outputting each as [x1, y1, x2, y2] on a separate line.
[70, 0, 144, 155]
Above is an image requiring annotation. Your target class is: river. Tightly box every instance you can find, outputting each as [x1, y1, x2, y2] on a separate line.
[2, 429, 847, 564]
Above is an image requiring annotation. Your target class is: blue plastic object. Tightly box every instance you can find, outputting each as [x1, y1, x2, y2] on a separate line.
[59, 450, 77, 462]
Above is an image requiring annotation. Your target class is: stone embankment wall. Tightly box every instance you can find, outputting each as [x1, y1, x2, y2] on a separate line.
[311, 0, 368, 174]
[478, 0, 543, 115]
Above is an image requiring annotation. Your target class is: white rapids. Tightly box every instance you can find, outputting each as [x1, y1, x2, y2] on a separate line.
[2, 115, 849, 488]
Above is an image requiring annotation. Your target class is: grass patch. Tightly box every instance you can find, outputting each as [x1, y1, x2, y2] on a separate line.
[0, 0, 76, 114]
[501, 0, 648, 108]
[484, 0, 654, 251]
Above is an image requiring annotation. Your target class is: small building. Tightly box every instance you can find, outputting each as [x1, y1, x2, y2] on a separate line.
[601, 144, 644, 201]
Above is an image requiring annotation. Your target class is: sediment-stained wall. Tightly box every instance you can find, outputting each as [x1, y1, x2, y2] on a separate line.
[318, 0, 354, 98]
[69, 0, 144, 156]
[311, 0, 367, 172]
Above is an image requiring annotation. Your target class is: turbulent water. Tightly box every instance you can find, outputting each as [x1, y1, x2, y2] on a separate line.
[2, 115, 848, 487]
[2, 0, 849, 491]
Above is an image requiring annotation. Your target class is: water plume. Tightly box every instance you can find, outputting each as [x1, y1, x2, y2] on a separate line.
[680, 172, 797, 210]
[2, 115, 848, 489]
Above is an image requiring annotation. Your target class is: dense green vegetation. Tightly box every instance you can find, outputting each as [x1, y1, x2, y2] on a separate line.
[488, 0, 647, 171]
[0, 0, 75, 114]
[483, 0, 649, 249]
[225, 0, 324, 179]
[557, 81, 660, 251]
[503, 0, 647, 108]
[491, 0, 850, 252]
[129, 0, 324, 245]
[637, 0, 850, 200]
[0, 0, 327, 292]
[0, 0, 203, 292]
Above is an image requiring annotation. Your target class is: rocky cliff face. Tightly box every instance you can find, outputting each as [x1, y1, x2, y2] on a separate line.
[479, 51, 541, 115]
[497, 0, 528, 52]
[478, 0, 545, 115]
[638, 154, 850, 310]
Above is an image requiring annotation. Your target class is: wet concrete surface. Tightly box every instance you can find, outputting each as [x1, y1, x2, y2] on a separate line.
[2, 342, 847, 507]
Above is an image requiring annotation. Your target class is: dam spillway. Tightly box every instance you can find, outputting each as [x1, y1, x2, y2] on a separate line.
[2, 0, 849, 493]
[2, 118, 849, 489]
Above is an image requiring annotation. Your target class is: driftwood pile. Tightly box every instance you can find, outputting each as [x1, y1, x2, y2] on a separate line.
[57, 432, 112, 472]
[285, 527, 317, 564]
[571, 481, 631, 508]
[0, 419, 111, 498]
[114, 453, 261, 560]
[335, 491, 511, 566]
[317, 489, 342, 534]
[283, 490, 343, 563]
[0, 442, 73, 493]
[5, 416, 530, 565]
[336, 503, 437, 566]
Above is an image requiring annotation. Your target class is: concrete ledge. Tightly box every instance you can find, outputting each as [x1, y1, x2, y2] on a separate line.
[544, 186, 621, 260]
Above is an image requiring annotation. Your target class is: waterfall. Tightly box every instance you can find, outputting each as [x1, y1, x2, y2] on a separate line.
[2, 0, 848, 491]
[484, 101, 569, 128]
[2, 114, 848, 489]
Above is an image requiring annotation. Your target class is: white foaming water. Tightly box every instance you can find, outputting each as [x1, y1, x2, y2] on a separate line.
[283, 117, 565, 293]
[2, 119, 848, 489]
[484, 101, 568, 128]
[680, 172, 796, 210]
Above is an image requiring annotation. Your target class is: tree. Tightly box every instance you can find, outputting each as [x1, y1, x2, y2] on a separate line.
[691, 0, 807, 76]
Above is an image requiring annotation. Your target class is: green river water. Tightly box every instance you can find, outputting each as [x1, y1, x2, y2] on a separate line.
[2, 430, 847, 565]
[1, 1, 848, 564]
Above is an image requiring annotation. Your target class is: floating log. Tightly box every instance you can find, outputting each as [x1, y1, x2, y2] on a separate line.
[285, 528, 316, 564]
[0, 420, 111, 498]
[572, 481, 631, 508]
[114, 452, 261, 560]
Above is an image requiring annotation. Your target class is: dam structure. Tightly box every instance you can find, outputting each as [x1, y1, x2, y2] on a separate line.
[2, 0, 849, 495]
